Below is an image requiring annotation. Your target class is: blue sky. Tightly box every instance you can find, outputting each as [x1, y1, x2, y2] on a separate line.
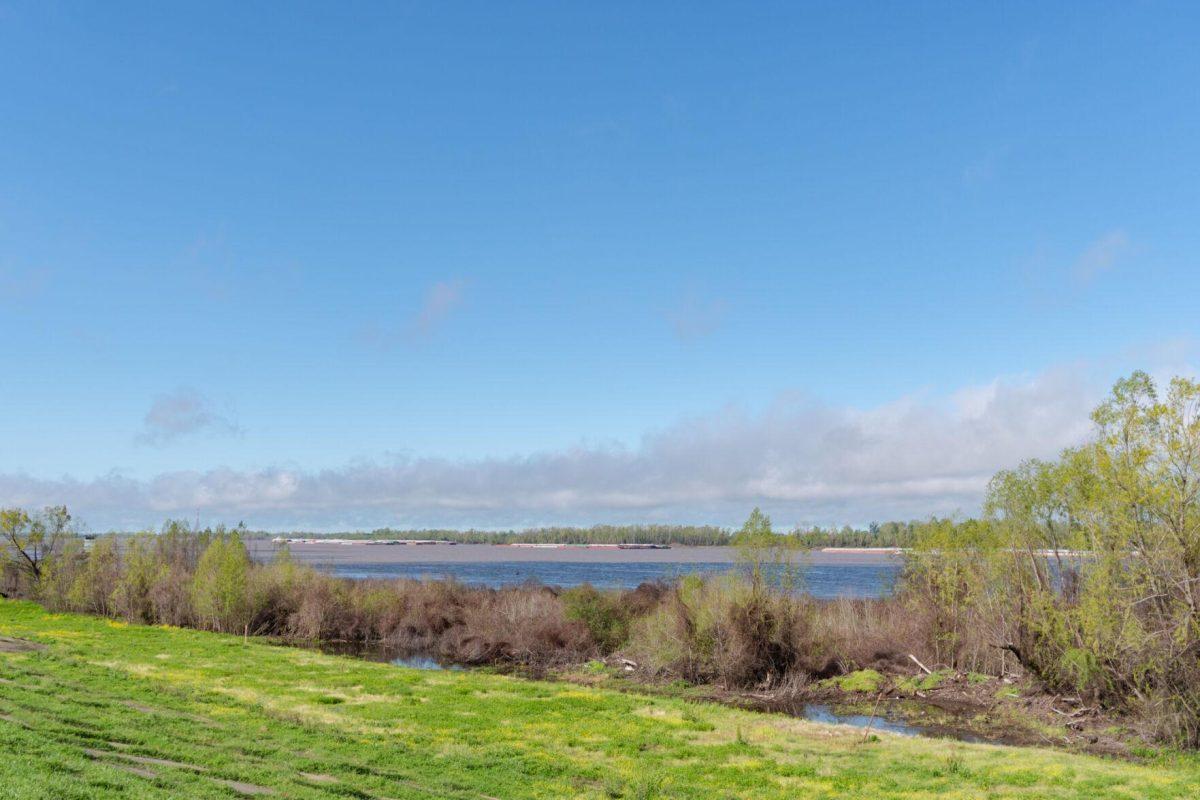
[2, 2, 1198, 530]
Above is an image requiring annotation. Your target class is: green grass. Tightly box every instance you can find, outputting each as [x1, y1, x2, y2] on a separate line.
[1, 601, 1198, 799]
[821, 669, 885, 694]
[894, 669, 952, 694]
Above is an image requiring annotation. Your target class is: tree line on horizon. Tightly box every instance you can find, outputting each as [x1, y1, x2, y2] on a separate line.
[7, 515, 925, 552]
[126, 521, 921, 548]
[356, 522, 921, 547]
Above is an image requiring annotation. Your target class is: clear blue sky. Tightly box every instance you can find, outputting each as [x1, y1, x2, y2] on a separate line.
[2, 2, 1198, 529]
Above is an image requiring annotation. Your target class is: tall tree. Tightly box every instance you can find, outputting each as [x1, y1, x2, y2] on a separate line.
[0, 505, 73, 585]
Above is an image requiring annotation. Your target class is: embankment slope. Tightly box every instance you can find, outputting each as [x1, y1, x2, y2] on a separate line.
[0, 600, 1196, 799]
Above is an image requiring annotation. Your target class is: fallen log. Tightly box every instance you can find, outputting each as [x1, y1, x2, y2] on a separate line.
[908, 654, 933, 675]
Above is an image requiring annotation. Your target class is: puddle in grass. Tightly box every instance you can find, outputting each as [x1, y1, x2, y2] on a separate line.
[389, 654, 463, 671]
[307, 641, 463, 671]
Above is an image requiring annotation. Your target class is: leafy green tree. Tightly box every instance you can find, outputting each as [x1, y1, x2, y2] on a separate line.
[191, 531, 252, 633]
[903, 517, 999, 669]
[957, 371, 1200, 742]
[111, 534, 166, 623]
[733, 508, 803, 590]
[66, 536, 120, 615]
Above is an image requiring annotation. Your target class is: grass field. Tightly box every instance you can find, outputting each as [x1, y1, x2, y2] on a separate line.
[2, 600, 1199, 799]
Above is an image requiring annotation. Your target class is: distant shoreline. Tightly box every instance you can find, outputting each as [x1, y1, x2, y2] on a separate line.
[270, 538, 673, 550]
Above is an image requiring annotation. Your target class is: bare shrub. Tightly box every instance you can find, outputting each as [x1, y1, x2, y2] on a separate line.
[382, 579, 468, 651]
[626, 574, 830, 688]
[148, 565, 195, 626]
[286, 574, 347, 640]
[624, 580, 670, 615]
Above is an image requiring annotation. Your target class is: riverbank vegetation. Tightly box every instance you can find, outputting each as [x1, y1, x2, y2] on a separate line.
[0, 512, 1168, 752]
[4, 600, 1200, 799]
[905, 371, 1200, 745]
[2, 371, 1198, 751]
[0, 510, 932, 685]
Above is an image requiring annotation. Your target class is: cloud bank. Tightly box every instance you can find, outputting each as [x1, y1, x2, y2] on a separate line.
[2, 368, 1101, 530]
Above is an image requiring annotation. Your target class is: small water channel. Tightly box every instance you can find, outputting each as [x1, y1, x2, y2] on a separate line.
[305, 639, 990, 744]
[797, 703, 987, 743]
[311, 641, 464, 671]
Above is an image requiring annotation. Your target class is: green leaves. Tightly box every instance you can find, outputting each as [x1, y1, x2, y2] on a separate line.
[912, 371, 1200, 742]
[191, 532, 252, 633]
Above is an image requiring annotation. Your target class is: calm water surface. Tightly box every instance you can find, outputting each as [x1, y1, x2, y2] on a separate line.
[320, 560, 899, 598]
[249, 542, 902, 598]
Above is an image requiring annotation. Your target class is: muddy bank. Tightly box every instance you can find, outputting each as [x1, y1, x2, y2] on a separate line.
[700, 674, 1131, 756]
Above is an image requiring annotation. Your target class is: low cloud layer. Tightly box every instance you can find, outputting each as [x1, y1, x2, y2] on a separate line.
[136, 388, 241, 445]
[3, 368, 1102, 530]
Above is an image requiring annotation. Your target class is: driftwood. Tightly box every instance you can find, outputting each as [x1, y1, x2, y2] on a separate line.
[908, 654, 933, 675]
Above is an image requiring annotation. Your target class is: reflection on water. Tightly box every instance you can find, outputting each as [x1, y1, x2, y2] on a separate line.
[321, 560, 900, 599]
[799, 704, 987, 743]
[803, 704, 921, 735]
[390, 654, 463, 671]
[315, 641, 463, 671]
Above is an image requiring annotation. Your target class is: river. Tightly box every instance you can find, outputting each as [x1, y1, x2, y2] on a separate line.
[248, 542, 903, 599]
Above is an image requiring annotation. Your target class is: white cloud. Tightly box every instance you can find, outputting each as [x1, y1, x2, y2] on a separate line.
[2, 367, 1110, 530]
[1073, 229, 1131, 284]
[136, 388, 241, 445]
[962, 145, 1009, 187]
[668, 292, 727, 341]
[413, 278, 467, 335]
[360, 278, 469, 348]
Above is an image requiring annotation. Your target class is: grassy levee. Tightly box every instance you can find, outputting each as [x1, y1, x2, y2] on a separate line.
[1, 601, 1198, 800]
